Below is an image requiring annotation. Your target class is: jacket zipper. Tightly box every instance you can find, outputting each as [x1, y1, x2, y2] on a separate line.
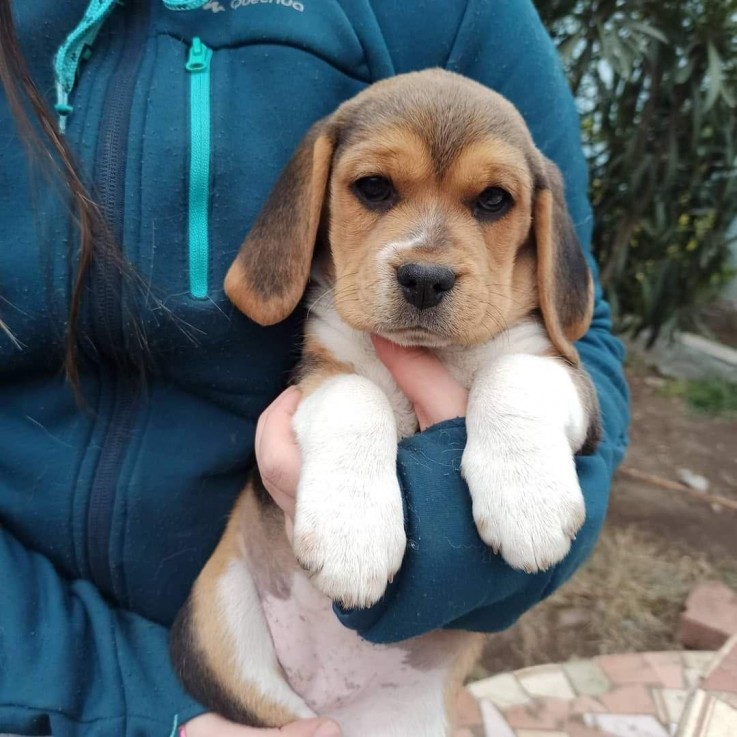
[86, 4, 148, 598]
[186, 37, 213, 299]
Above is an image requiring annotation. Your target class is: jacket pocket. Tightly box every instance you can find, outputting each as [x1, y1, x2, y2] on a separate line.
[186, 37, 213, 299]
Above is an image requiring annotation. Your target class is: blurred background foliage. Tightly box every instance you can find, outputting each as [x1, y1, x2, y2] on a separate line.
[537, 0, 737, 341]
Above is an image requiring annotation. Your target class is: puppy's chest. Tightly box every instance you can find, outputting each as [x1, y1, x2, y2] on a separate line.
[307, 310, 494, 438]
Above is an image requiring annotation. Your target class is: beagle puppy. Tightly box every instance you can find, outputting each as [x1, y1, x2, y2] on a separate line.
[171, 69, 600, 737]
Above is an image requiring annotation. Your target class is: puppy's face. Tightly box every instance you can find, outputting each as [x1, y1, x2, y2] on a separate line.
[226, 70, 592, 363]
[328, 110, 536, 347]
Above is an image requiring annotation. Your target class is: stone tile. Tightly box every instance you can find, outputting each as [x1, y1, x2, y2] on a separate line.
[501, 704, 531, 728]
[600, 684, 657, 714]
[598, 653, 662, 685]
[677, 691, 737, 737]
[679, 582, 737, 650]
[468, 673, 530, 709]
[686, 670, 705, 689]
[702, 668, 737, 695]
[517, 664, 576, 700]
[645, 653, 687, 689]
[504, 699, 571, 730]
[714, 692, 737, 709]
[455, 688, 482, 728]
[564, 659, 612, 696]
[652, 688, 690, 725]
[584, 713, 671, 737]
[457, 729, 484, 737]
[478, 699, 516, 737]
[676, 689, 707, 737]
[567, 724, 609, 737]
[705, 699, 737, 736]
[569, 695, 608, 715]
[653, 691, 669, 726]
[701, 636, 737, 695]
[683, 652, 717, 675]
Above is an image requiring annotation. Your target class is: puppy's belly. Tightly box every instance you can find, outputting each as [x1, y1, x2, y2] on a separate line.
[253, 562, 478, 737]
[261, 571, 446, 720]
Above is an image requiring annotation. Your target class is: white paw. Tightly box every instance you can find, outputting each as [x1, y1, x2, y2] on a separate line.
[292, 468, 406, 609]
[462, 432, 585, 573]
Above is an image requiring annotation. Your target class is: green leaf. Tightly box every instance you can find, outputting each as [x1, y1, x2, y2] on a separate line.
[539, 0, 737, 338]
[608, 30, 633, 77]
[629, 20, 668, 45]
[721, 84, 736, 108]
[558, 34, 583, 62]
[705, 42, 723, 111]
[674, 56, 695, 85]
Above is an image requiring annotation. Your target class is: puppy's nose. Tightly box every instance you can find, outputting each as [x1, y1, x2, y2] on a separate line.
[396, 263, 456, 310]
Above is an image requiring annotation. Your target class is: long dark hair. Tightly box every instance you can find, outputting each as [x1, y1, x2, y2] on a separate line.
[0, 0, 110, 391]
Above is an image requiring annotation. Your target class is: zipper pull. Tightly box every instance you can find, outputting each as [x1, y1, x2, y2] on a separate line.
[186, 37, 212, 72]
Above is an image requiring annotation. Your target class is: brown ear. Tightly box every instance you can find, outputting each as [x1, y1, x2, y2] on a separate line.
[533, 157, 594, 365]
[224, 121, 334, 325]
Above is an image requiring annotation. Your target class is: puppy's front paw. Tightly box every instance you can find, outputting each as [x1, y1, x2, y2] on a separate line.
[293, 469, 406, 609]
[462, 433, 585, 573]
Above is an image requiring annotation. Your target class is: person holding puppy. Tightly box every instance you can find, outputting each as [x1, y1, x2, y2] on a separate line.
[0, 2, 629, 736]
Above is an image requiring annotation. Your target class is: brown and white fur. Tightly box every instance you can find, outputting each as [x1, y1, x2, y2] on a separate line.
[171, 69, 601, 737]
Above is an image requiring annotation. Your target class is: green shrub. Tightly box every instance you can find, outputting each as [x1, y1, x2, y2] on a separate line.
[538, 0, 737, 341]
[659, 377, 737, 415]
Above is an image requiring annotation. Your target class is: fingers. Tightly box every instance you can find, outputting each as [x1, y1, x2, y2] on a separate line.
[255, 336, 468, 518]
[371, 335, 468, 431]
[272, 718, 342, 736]
[255, 386, 303, 520]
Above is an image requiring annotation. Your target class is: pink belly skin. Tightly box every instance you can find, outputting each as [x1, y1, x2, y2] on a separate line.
[261, 572, 453, 736]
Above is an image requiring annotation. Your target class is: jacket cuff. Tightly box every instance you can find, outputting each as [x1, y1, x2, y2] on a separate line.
[334, 415, 615, 644]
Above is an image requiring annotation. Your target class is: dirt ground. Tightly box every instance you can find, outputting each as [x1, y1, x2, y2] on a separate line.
[475, 364, 737, 678]
[699, 301, 737, 349]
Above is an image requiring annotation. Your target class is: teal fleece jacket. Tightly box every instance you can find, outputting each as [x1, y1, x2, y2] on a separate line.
[0, 1, 630, 735]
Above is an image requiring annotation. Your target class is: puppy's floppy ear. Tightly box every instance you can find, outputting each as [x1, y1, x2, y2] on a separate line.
[225, 119, 334, 325]
[533, 156, 594, 365]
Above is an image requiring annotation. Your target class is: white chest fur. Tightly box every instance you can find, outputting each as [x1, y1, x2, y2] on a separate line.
[299, 287, 590, 577]
[306, 288, 555, 439]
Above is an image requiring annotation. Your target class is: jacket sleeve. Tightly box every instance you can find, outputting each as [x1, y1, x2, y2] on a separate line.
[0, 527, 205, 737]
[335, 0, 630, 644]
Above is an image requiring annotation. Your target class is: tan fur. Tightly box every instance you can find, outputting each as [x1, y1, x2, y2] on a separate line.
[187, 69, 598, 733]
[226, 70, 592, 358]
[532, 158, 595, 365]
[192, 482, 485, 732]
[297, 336, 353, 397]
[443, 634, 486, 728]
[535, 190, 571, 361]
[224, 133, 334, 326]
[330, 133, 538, 346]
[189, 495, 300, 726]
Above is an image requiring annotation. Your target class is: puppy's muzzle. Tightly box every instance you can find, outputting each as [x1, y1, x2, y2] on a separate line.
[396, 263, 456, 310]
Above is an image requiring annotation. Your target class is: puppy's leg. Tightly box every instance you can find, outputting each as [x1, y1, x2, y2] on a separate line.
[292, 372, 406, 609]
[461, 353, 599, 573]
[170, 489, 314, 726]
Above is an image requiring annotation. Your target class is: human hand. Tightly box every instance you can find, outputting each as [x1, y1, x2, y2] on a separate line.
[182, 712, 341, 737]
[370, 335, 468, 431]
[255, 338, 468, 520]
[255, 385, 303, 521]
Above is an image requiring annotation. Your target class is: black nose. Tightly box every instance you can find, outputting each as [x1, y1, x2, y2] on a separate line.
[396, 263, 456, 310]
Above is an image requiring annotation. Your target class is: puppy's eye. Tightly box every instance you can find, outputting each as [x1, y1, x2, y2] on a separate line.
[474, 187, 513, 219]
[352, 176, 396, 209]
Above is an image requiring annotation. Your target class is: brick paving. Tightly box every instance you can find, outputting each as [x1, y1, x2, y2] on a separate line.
[680, 582, 737, 651]
[456, 635, 737, 737]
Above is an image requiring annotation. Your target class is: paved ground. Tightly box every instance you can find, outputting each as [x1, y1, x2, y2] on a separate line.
[456, 635, 737, 737]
